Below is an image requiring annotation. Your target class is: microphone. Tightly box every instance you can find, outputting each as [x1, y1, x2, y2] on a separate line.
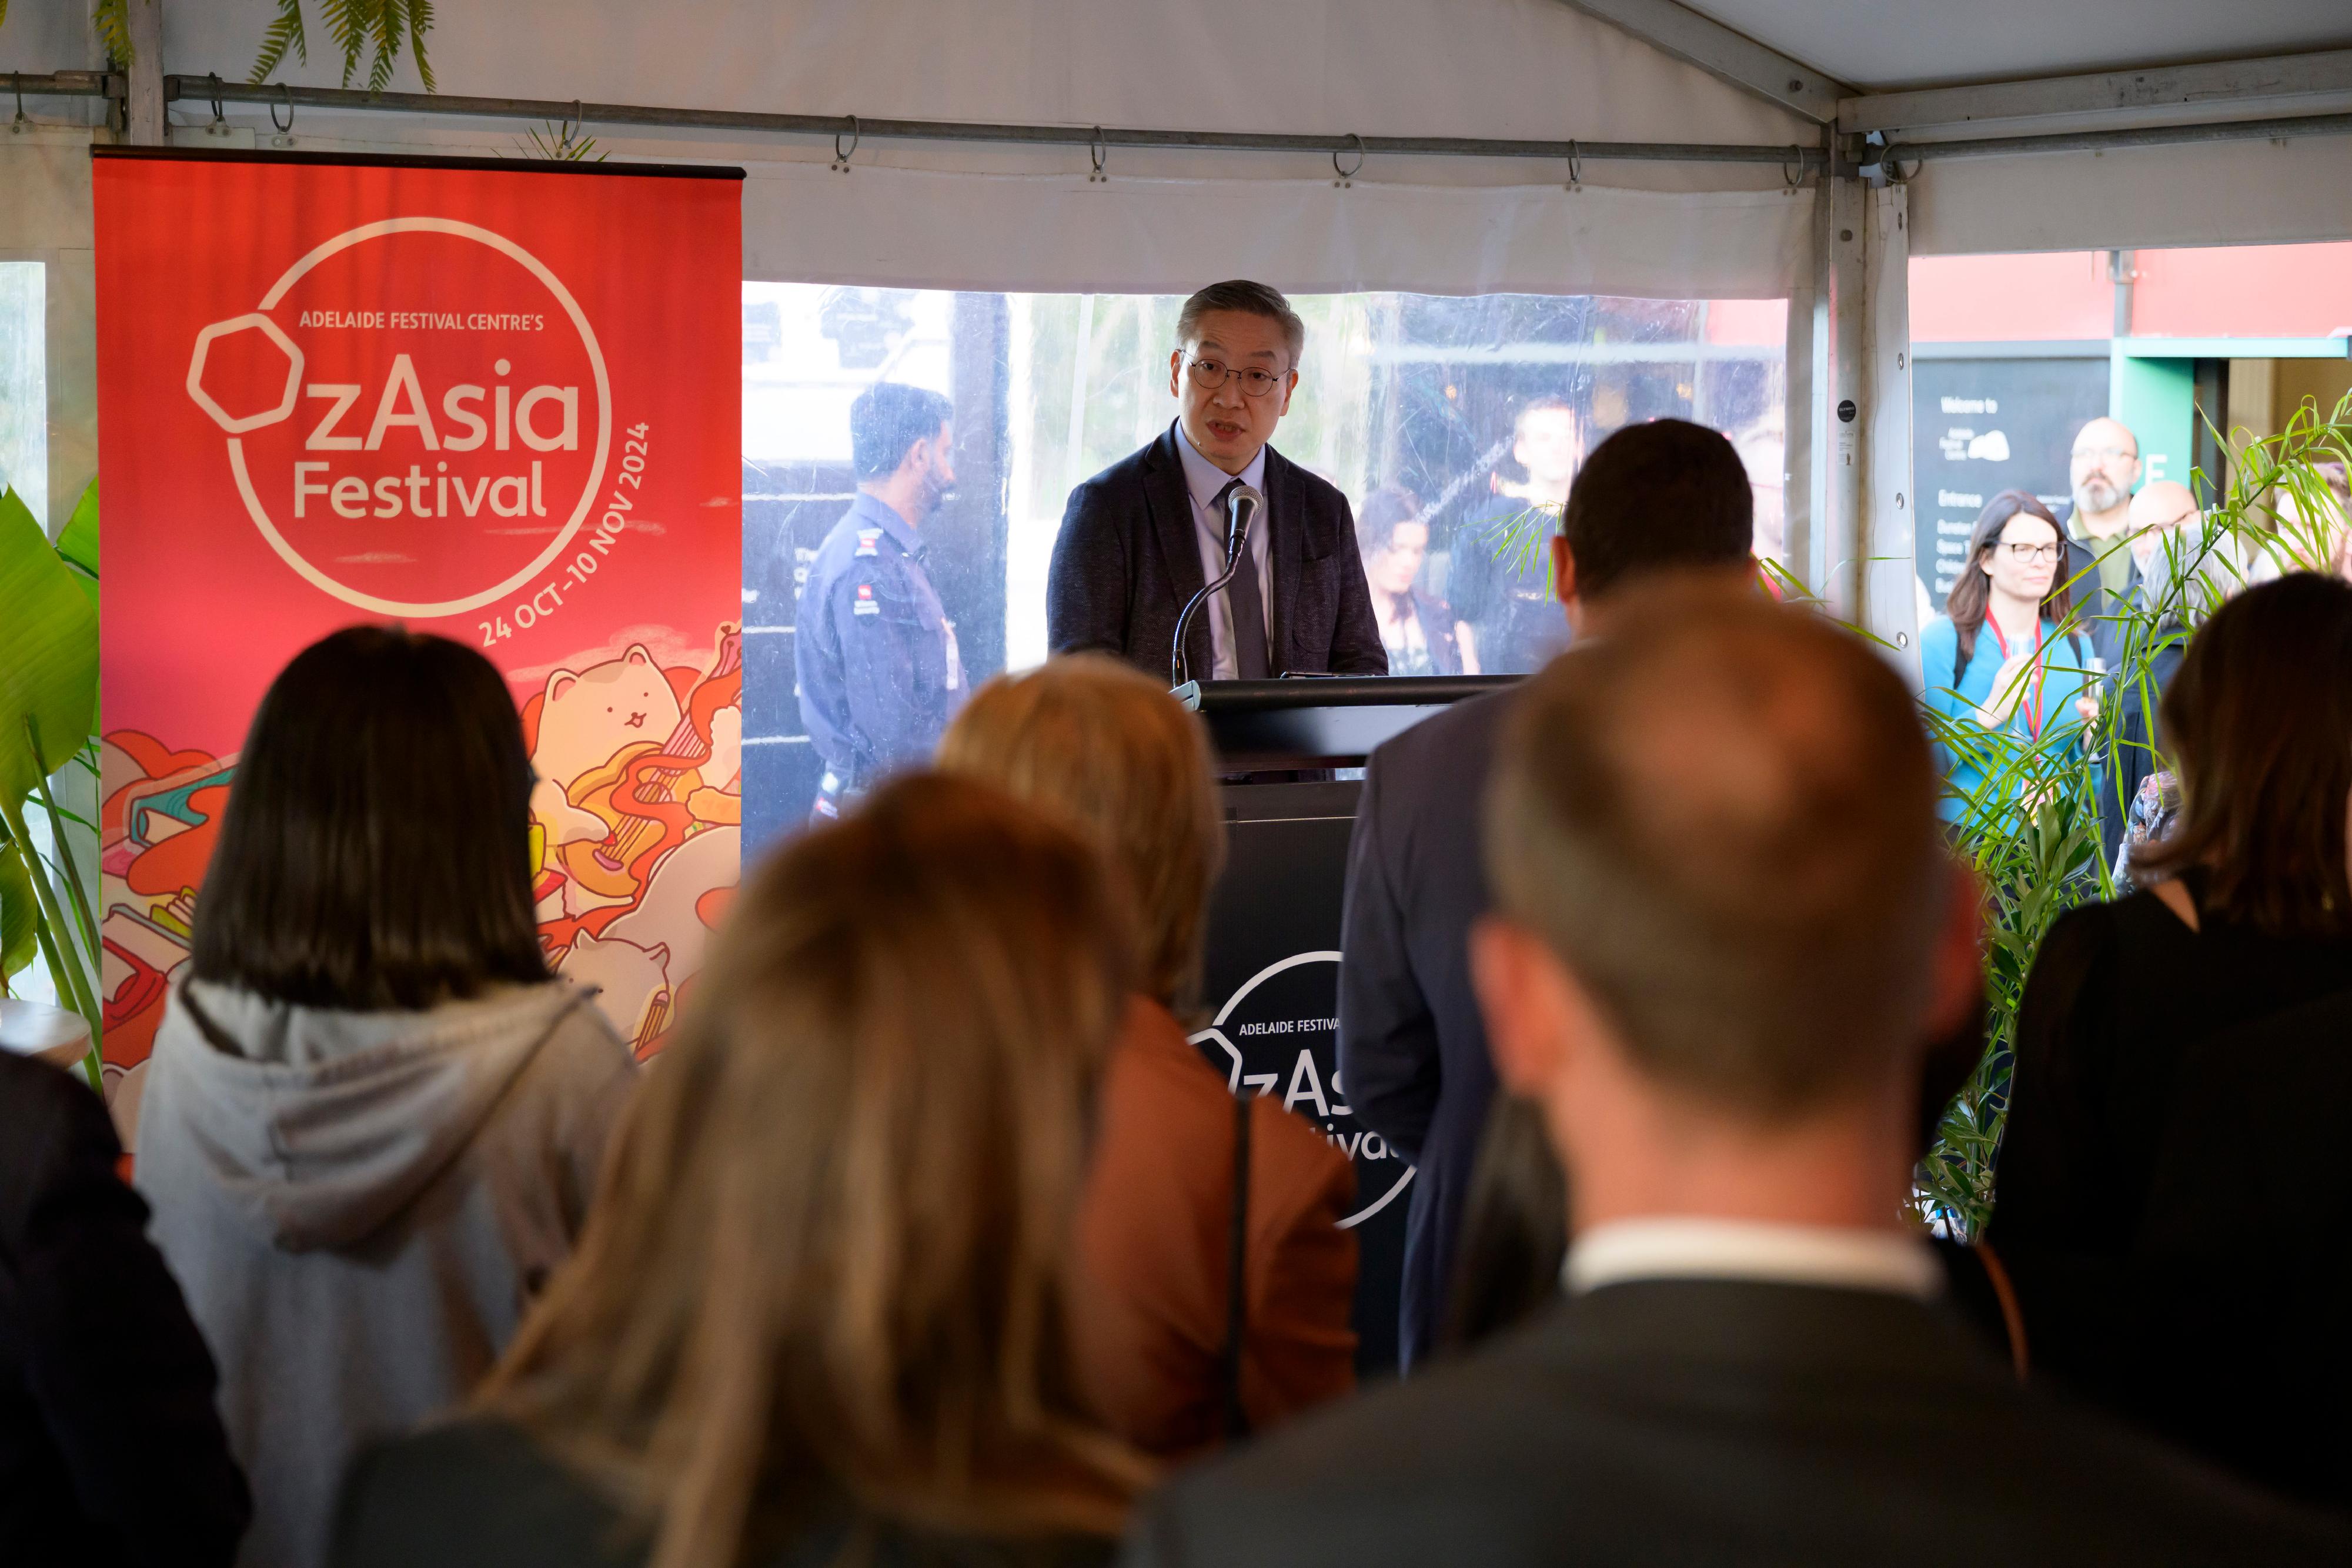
[1224, 483, 1264, 566]
[1172, 483, 1269, 690]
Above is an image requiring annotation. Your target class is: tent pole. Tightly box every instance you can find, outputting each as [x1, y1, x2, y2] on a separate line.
[1882, 109, 2352, 165]
[1861, 183, 1918, 677]
[1817, 147, 1869, 627]
[147, 76, 1828, 169]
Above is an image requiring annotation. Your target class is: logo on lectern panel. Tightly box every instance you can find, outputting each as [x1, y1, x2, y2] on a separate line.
[1191, 950, 1414, 1230]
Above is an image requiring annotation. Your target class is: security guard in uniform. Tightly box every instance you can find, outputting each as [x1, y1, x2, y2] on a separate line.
[797, 382, 964, 820]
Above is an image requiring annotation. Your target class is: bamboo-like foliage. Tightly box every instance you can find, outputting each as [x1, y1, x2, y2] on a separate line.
[1488, 394, 2352, 1239]
[250, 0, 437, 94]
[1915, 393, 2352, 1236]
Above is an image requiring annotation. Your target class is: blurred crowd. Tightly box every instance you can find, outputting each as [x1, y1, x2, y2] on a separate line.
[12, 342, 2352, 1568]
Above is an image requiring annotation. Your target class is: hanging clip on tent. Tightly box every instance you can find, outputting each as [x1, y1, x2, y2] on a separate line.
[1333, 133, 1364, 189]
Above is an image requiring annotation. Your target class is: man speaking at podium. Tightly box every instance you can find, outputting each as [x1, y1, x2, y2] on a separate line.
[1047, 280, 1387, 683]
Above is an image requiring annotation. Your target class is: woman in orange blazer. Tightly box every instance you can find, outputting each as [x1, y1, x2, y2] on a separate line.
[939, 654, 1357, 1458]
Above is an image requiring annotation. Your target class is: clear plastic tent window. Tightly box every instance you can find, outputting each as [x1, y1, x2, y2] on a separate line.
[741, 283, 1786, 848]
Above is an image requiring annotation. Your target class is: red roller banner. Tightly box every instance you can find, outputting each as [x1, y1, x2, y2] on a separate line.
[93, 151, 743, 1087]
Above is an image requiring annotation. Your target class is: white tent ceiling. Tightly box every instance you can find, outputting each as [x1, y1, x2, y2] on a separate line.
[51, 0, 1819, 297]
[1680, 0, 2352, 92]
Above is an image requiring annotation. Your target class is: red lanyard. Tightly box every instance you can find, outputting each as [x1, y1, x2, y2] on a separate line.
[1986, 617, 2050, 741]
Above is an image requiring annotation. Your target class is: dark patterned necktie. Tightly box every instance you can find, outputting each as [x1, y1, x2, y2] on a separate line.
[1215, 479, 1271, 679]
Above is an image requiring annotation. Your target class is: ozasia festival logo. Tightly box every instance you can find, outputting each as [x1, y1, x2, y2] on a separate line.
[183, 217, 614, 620]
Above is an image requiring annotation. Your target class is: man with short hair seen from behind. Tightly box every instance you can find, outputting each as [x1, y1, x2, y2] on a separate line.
[1046, 280, 1385, 683]
[1339, 418, 1753, 1372]
[1125, 583, 2351, 1568]
[796, 382, 964, 820]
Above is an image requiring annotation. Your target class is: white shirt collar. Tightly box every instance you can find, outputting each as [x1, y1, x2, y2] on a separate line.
[1564, 1217, 1943, 1301]
[1174, 420, 1267, 516]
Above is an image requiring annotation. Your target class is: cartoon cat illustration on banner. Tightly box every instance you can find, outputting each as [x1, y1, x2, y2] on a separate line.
[97, 623, 745, 1081]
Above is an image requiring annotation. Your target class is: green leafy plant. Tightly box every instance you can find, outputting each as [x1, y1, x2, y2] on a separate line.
[1914, 394, 2352, 1236]
[0, 479, 103, 1091]
[250, 0, 437, 93]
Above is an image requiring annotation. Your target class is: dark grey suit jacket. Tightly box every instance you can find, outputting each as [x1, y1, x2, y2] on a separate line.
[1121, 1279, 2350, 1568]
[1336, 686, 1515, 1371]
[1046, 424, 1387, 681]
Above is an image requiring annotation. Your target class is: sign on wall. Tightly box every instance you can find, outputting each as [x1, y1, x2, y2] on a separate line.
[1910, 353, 2109, 607]
[92, 149, 743, 1088]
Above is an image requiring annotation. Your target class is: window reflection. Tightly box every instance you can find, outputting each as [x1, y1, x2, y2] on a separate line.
[740, 284, 1786, 850]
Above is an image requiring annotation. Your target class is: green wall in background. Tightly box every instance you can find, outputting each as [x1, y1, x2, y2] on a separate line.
[2109, 350, 2194, 490]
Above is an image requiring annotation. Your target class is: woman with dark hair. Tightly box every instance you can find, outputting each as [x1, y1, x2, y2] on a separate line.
[1991, 571, 2352, 1510]
[136, 626, 636, 1568]
[1357, 487, 1476, 676]
[332, 774, 1149, 1568]
[1916, 490, 2101, 824]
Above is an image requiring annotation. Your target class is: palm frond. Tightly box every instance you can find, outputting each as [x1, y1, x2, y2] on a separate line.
[404, 0, 437, 93]
[366, 0, 402, 95]
[513, 121, 607, 162]
[320, 0, 369, 88]
[93, 0, 133, 69]
[248, 0, 309, 83]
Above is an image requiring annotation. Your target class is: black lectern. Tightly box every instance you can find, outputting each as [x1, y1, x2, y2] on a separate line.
[1178, 676, 1516, 1378]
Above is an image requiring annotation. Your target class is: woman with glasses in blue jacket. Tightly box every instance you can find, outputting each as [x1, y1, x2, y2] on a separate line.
[1919, 490, 2103, 829]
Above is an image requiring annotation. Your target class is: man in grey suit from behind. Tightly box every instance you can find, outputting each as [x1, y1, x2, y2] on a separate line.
[1046, 280, 1387, 684]
[1125, 585, 2348, 1567]
[1339, 419, 1755, 1370]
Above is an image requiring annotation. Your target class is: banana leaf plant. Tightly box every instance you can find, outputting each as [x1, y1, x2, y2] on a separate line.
[1488, 393, 2352, 1241]
[0, 479, 103, 1092]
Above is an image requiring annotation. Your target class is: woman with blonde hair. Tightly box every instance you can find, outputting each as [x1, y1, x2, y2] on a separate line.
[330, 774, 1150, 1568]
[938, 654, 1357, 1459]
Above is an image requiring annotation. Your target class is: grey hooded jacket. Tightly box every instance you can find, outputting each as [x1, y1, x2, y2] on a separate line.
[135, 978, 635, 1568]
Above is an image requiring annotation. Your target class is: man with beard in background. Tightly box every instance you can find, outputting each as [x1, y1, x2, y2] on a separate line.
[796, 382, 964, 821]
[2064, 415, 2143, 667]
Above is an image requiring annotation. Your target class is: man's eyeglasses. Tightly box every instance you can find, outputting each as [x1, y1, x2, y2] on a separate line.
[1996, 541, 2062, 563]
[2072, 446, 2136, 463]
[1185, 356, 1287, 399]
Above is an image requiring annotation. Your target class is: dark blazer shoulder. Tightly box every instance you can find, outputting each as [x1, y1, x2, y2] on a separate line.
[1127, 1286, 2352, 1567]
[1265, 444, 1345, 508]
[1073, 429, 1174, 502]
[0, 1053, 114, 1233]
[333, 1419, 644, 1568]
[340, 1421, 1120, 1568]
[1367, 684, 1517, 797]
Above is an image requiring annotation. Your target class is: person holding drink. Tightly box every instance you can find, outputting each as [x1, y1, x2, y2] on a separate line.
[1919, 491, 2102, 827]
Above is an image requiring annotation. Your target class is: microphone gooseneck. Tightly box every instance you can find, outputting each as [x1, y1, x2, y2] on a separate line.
[1171, 482, 1267, 688]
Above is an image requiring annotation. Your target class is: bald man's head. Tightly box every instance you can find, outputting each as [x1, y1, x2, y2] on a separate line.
[2072, 416, 2142, 521]
[2130, 479, 2198, 534]
[1485, 581, 1949, 1115]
